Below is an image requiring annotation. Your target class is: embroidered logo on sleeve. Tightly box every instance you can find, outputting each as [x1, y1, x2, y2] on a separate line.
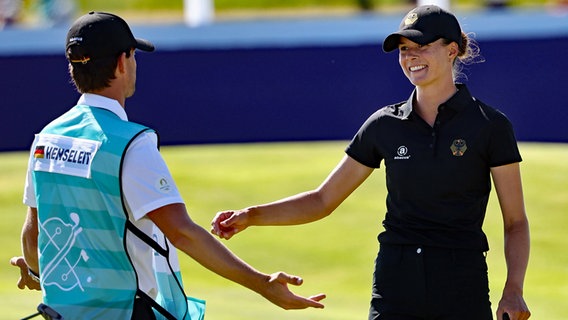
[155, 177, 173, 194]
[33, 134, 101, 178]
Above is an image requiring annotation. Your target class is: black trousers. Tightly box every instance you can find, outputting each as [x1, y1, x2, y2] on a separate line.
[368, 245, 493, 320]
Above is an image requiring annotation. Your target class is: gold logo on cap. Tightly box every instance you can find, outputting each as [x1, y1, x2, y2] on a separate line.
[450, 139, 467, 156]
[405, 12, 418, 26]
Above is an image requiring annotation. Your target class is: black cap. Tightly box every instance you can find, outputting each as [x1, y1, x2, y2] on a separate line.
[382, 5, 462, 53]
[66, 12, 154, 64]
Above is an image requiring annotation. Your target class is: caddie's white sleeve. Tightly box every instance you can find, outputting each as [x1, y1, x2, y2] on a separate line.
[22, 135, 39, 208]
[122, 132, 184, 221]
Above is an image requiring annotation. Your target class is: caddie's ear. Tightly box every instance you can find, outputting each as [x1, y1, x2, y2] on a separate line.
[116, 52, 128, 75]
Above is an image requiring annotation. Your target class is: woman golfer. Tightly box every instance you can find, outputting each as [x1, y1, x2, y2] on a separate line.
[212, 5, 530, 320]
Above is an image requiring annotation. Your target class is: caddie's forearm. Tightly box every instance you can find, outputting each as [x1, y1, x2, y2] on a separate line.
[176, 223, 270, 294]
[22, 207, 39, 272]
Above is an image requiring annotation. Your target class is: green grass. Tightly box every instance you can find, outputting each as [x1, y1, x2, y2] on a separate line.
[2, 141, 567, 319]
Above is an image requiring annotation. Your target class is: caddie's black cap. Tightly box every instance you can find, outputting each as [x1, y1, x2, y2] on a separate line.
[382, 5, 462, 53]
[66, 11, 154, 64]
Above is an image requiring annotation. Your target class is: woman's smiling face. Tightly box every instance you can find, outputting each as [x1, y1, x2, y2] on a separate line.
[398, 37, 457, 88]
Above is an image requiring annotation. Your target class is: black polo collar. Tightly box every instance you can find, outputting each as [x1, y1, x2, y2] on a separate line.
[442, 83, 474, 113]
[403, 83, 475, 118]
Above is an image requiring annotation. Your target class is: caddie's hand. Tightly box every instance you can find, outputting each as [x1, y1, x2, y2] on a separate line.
[10, 256, 41, 290]
[496, 288, 530, 320]
[261, 272, 326, 310]
[211, 210, 249, 240]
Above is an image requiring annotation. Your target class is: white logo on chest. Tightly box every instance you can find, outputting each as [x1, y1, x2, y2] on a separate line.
[394, 145, 411, 160]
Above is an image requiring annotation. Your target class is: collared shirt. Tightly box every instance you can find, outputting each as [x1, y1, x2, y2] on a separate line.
[23, 93, 184, 297]
[346, 84, 522, 251]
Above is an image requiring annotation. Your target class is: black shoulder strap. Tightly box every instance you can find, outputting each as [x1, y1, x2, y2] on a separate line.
[136, 289, 177, 320]
[125, 221, 179, 320]
[125, 220, 168, 256]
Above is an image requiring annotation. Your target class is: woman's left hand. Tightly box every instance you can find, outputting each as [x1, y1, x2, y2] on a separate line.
[496, 288, 530, 320]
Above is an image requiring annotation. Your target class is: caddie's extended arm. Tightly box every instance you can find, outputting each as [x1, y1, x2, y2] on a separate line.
[148, 203, 325, 310]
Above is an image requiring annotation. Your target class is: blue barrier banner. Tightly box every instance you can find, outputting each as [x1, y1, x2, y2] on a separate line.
[1, 9, 567, 151]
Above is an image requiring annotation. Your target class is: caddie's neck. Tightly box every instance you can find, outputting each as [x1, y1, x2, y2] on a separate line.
[91, 51, 136, 109]
[92, 85, 127, 109]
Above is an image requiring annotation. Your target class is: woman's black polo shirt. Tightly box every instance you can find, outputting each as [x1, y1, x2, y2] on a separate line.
[346, 84, 522, 251]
